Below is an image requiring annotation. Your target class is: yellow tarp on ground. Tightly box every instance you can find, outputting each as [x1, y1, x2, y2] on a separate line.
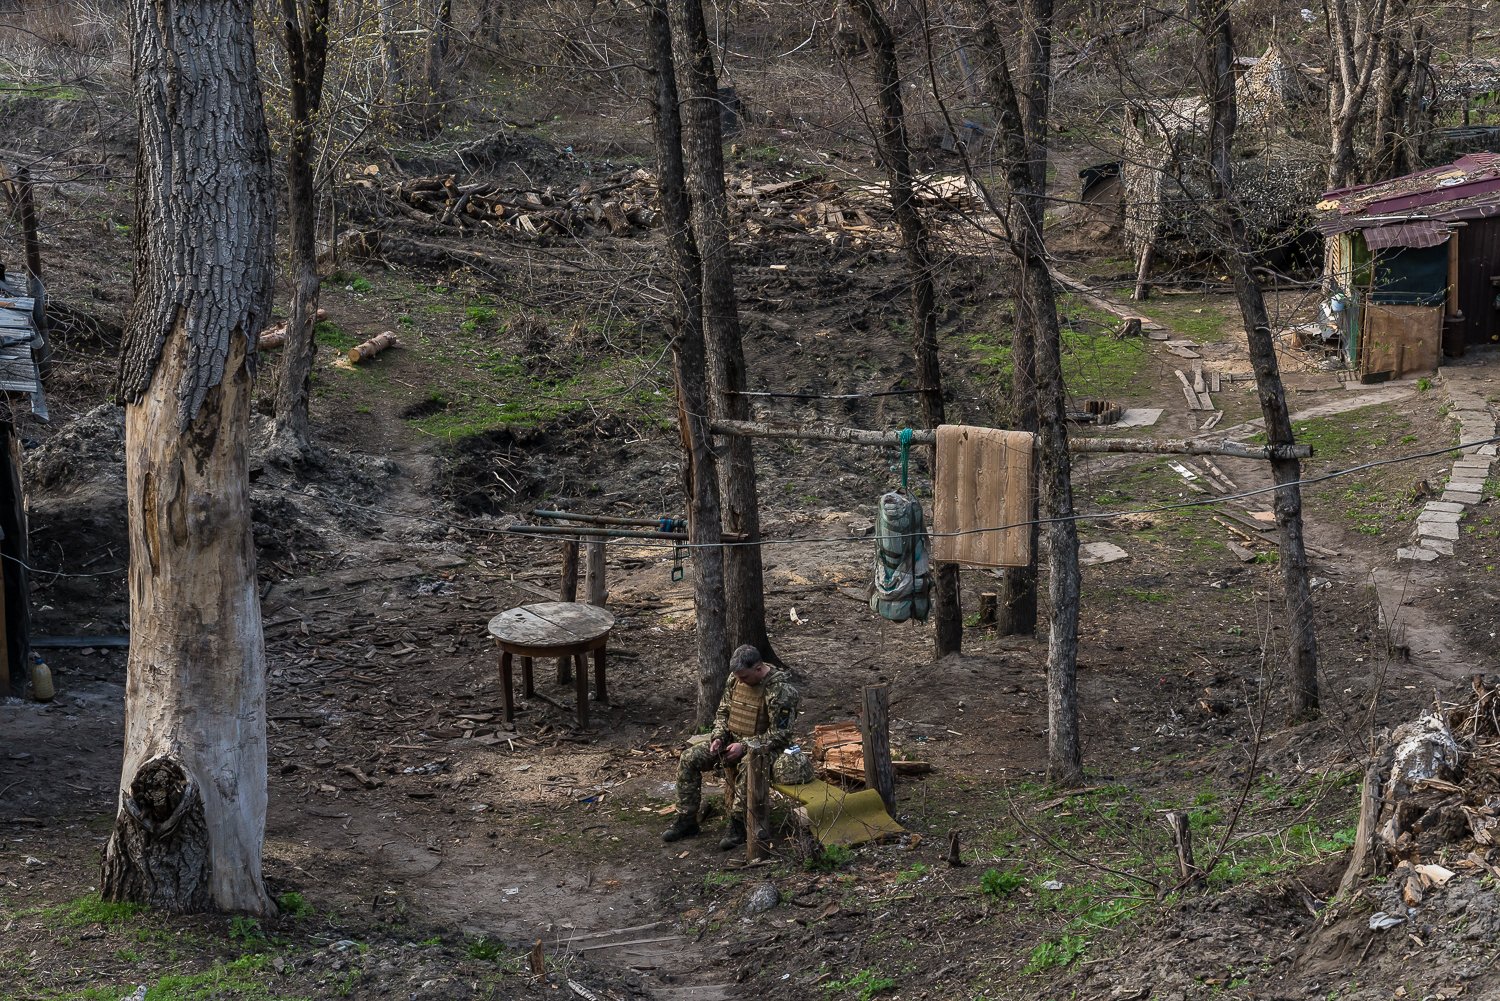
[773, 780, 904, 847]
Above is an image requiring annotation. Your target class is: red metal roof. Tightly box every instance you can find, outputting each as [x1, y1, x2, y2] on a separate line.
[1317, 154, 1500, 233]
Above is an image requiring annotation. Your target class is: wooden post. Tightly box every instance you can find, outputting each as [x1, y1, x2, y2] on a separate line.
[584, 541, 606, 607]
[745, 746, 769, 861]
[558, 540, 578, 683]
[860, 684, 895, 813]
[500, 650, 515, 722]
[1164, 811, 1199, 888]
[0, 564, 9, 698]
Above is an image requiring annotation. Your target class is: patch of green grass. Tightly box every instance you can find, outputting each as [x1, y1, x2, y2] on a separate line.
[144, 954, 283, 1000]
[313, 320, 359, 352]
[1133, 296, 1239, 343]
[228, 915, 266, 946]
[823, 967, 896, 999]
[46, 894, 145, 927]
[961, 323, 1151, 403]
[460, 304, 500, 333]
[894, 863, 930, 884]
[806, 844, 854, 872]
[0, 79, 83, 100]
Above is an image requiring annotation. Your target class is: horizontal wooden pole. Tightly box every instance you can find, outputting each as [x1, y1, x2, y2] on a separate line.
[508, 524, 749, 543]
[704, 419, 1311, 460]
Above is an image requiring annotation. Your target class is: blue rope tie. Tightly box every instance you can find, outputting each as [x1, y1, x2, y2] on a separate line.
[898, 428, 913, 491]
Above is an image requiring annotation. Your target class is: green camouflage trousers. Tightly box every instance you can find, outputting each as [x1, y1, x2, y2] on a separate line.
[675, 741, 747, 819]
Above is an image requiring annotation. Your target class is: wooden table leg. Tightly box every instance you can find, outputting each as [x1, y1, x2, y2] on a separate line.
[592, 645, 607, 704]
[500, 650, 515, 723]
[557, 654, 572, 685]
[522, 656, 535, 698]
[575, 649, 589, 729]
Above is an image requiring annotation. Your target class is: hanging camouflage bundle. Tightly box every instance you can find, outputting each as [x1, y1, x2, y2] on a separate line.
[870, 490, 931, 623]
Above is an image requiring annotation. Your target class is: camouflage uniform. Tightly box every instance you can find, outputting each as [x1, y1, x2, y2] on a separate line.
[674, 668, 797, 820]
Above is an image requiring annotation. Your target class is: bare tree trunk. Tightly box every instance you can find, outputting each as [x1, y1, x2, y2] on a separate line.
[478, 0, 504, 45]
[271, 0, 332, 462]
[971, 0, 1082, 785]
[997, 0, 1052, 637]
[667, 0, 775, 662]
[647, 0, 729, 728]
[420, 0, 452, 135]
[848, 0, 963, 659]
[1325, 0, 1391, 189]
[1202, 0, 1319, 720]
[104, 0, 276, 915]
[378, 0, 404, 107]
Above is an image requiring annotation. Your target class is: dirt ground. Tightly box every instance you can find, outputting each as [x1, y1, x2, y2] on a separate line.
[2, 76, 1500, 1001]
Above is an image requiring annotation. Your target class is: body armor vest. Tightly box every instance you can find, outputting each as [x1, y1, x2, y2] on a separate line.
[726, 680, 768, 737]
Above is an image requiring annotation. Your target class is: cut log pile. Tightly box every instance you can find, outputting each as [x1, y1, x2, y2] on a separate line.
[358, 167, 957, 245]
[811, 721, 931, 783]
[372, 168, 660, 238]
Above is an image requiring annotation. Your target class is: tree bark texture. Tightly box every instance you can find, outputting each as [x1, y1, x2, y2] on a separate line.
[847, 0, 963, 659]
[272, 0, 331, 459]
[106, 0, 276, 915]
[378, 0, 404, 106]
[971, 0, 1082, 785]
[648, 0, 729, 729]
[667, 0, 774, 662]
[1202, 0, 1319, 720]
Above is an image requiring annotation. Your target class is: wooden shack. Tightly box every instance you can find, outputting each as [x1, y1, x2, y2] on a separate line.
[1317, 153, 1500, 379]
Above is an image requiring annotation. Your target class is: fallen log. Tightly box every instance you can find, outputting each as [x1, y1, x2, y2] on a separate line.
[348, 331, 399, 364]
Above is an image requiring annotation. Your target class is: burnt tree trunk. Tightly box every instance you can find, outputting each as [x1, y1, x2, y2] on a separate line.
[648, 0, 729, 728]
[378, 0, 404, 106]
[972, 0, 1083, 785]
[667, 0, 775, 662]
[271, 0, 331, 461]
[104, 0, 277, 914]
[848, 0, 963, 659]
[1202, 0, 1319, 720]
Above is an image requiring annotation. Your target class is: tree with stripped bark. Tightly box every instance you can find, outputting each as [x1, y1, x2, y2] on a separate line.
[101, 0, 277, 914]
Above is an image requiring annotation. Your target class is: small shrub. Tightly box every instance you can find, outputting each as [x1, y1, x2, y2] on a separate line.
[980, 867, 1024, 898]
[277, 891, 312, 917]
[228, 915, 265, 945]
[1023, 934, 1087, 973]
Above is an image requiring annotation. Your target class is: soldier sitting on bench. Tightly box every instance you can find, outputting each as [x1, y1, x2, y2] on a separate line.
[662, 644, 798, 850]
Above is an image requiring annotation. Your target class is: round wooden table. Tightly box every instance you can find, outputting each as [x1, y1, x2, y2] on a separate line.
[488, 601, 615, 728]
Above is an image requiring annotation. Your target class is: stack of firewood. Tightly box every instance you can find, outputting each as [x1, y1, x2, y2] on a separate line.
[374, 168, 660, 237]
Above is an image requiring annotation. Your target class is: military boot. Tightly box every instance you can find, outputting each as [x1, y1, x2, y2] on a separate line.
[719, 816, 747, 851]
[661, 814, 700, 843]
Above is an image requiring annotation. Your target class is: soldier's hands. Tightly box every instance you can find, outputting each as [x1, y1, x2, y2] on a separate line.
[725, 742, 747, 763]
[709, 738, 723, 755]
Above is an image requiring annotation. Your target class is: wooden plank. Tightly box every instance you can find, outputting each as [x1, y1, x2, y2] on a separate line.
[1197, 391, 1214, 410]
[1192, 363, 1205, 393]
[746, 747, 769, 861]
[1199, 411, 1224, 431]
[1182, 385, 1201, 410]
[1209, 370, 1221, 393]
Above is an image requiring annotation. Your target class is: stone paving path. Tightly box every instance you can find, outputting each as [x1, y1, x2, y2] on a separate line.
[1399, 359, 1499, 562]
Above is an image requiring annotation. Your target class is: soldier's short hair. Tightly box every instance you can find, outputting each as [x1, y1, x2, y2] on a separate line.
[729, 644, 762, 675]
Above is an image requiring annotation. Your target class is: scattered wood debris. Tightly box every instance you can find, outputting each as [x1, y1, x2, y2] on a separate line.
[812, 721, 931, 783]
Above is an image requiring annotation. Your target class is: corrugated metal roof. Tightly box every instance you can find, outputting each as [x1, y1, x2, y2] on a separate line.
[0, 275, 47, 413]
[1363, 220, 1453, 250]
[1316, 155, 1500, 234]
